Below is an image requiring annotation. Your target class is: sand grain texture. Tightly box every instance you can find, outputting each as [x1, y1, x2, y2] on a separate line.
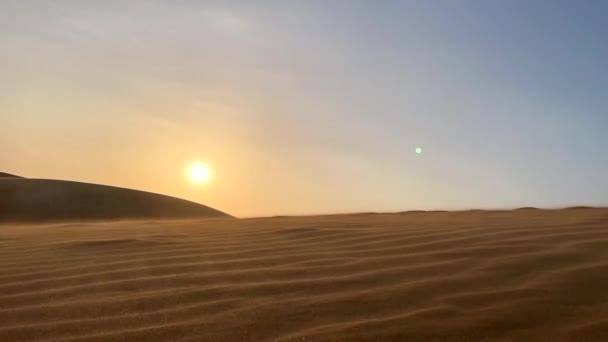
[1, 209, 608, 341]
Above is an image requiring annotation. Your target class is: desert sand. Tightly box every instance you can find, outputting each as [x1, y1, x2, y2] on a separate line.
[0, 178, 231, 221]
[1, 208, 608, 341]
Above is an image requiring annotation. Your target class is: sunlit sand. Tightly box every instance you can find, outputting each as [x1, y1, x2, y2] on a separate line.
[2, 208, 608, 340]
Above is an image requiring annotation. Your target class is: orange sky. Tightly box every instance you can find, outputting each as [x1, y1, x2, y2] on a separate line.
[3, 2, 608, 217]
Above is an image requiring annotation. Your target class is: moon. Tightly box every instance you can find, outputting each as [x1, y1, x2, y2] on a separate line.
[189, 162, 212, 184]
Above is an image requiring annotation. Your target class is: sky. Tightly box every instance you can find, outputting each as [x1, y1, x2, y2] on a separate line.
[2, 1, 607, 217]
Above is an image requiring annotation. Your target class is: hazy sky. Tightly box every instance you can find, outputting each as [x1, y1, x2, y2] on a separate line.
[2, 1, 607, 217]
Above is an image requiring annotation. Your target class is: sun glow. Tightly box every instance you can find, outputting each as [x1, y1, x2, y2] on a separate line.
[189, 162, 212, 184]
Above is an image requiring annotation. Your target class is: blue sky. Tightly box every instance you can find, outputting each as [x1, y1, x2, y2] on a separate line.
[1, 1, 607, 216]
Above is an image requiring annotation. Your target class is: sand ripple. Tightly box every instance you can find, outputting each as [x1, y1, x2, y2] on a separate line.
[1, 209, 608, 341]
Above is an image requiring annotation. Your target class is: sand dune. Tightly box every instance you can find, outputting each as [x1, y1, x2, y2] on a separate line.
[0, 178, 231, 222]
[0, 172, 23, 178]
[1, 208, 608, 341]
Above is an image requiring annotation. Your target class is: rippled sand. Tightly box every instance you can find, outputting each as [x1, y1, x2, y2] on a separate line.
[2, 208, 608, 341]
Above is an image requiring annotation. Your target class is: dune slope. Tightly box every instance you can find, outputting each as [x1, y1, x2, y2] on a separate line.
[0, 178, 231, 222]
[0, 172, 23, 178]
[1, 208, 608, 341]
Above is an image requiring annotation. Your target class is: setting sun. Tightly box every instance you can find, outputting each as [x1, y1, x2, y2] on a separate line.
[189, 162, 212, 184]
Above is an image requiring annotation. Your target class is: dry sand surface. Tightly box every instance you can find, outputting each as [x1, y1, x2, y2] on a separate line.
[1, 208, 608, 341]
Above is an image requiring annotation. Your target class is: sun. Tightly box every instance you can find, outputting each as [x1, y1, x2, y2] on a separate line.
[188, 162, 212, 184]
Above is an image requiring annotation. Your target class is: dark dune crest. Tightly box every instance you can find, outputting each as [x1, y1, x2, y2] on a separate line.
[0, 178, 232, 222]
[564, 206, 596, 210]
[398, 210, 427, 214]
[0, 172, 23, 178]
[515, 207, 541, 211]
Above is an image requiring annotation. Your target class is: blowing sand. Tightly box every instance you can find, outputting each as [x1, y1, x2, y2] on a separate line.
[1, 208, 608, 341]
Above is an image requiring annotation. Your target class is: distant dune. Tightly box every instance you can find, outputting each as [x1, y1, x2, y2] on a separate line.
[1, 208, 608, 340]
[0, 172, 23, 178]
[0, 177, 231, 222]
